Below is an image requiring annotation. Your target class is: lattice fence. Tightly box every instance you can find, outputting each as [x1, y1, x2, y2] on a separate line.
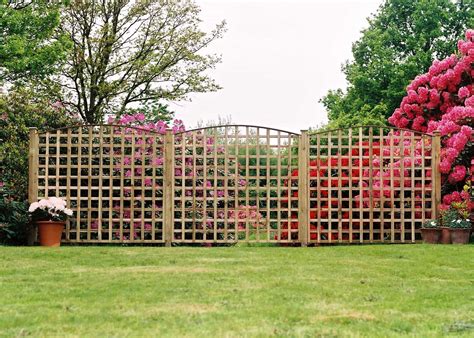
[28, 125, 441, 245]
[172, 126, 299, 243]
[31, 125, 165, 243]
[305, 127, 439, 244]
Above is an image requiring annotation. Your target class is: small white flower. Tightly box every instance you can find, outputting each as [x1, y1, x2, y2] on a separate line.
[457, 219, 461, 223]
[38, 199, 51, 209]
[48, 197, 66, 210]
[431, 221, 436, 225]
[64, 208, 73, 216]
[28, 202, 39, 212]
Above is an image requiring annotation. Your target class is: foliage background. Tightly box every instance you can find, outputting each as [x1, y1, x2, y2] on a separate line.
[321, 0, 474, 129]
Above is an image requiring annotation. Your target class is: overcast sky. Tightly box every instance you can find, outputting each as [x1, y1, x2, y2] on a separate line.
[169, 0, 382, 132]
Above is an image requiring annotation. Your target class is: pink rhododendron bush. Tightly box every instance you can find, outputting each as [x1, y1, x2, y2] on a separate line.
[388, 29, 474, 211]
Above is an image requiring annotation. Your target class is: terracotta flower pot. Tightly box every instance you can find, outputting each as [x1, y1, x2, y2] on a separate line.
[450, 228, 471, 245]
[420, 228, 441, 244]
[440, 227, 451, 244]
[37, 221, 65, 247]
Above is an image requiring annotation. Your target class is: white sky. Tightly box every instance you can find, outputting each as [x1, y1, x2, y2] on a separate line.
[170, 0, 383, 132]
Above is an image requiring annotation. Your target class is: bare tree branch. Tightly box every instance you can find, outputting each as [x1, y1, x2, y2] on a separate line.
[58, 0, 225, 123]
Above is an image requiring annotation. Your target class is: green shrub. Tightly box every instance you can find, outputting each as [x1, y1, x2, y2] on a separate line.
[0, 87, 78, 201]
[0, 87, 78, 244]
[0, 188, 29, 245]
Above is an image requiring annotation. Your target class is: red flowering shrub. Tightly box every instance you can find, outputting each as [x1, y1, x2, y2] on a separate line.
[388, 29, 474, 211]
[278, 136, 430, 242]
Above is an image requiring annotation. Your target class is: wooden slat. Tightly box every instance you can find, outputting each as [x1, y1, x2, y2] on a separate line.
[28, 128, 39, 204]
[163, 129, 174, 246]
[45, 131, 50, 198]
[410, 132, 415, 243]
[140, 130, 146, 241]
[358, 127, 363, 243]
[245, 127, 250, 241]
[400, 131, 405, 243]
[276, 131, 282, 241]
[348, 128, 353, 243]
[337, 129, 342, 243]
[234, 127, 239, 240]
[98, 126, 103, 241]
[223, 127, 229, 242]
[431, 131, 442, 220]
[119, 128, 125, 241]
[109, 127, 114, 242]
[180, 130, 186, 241]
[77, 127, 82, 240]
[297, 130, 309, 246]
[192, 132, 197, 243]
[327, 131, 332, 243]
[421, 135, 426, 226]
[256, 127, 260, 242]
[389, 131, 395, 242]
[66, 128, 72, 241]
[55, 130, 60, 197]
[87, 127, 92, 241]
[316, 133, 321, 243]
[368, 127, 373, 243]
[211, 129, 218, 242]
[379, 127, 385, 243]
[266, 129, 271, 241]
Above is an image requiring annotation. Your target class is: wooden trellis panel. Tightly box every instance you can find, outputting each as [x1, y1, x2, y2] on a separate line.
[34, 125, 165, 243]
[29, 124, 440, 245]
[172, 126, 300, 243]
[305, 126, 440, 244]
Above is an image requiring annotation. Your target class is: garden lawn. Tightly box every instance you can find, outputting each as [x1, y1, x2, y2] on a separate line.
[0, 245, 473, 337]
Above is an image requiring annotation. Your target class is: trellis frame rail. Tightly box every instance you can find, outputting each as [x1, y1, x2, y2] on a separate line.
[28, 124, 442, 246]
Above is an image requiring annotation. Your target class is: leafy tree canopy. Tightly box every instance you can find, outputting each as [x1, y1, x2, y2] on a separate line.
[0, 0, 71, 83]
[321, 0, 474, 129]
[42, 0, 226, 124]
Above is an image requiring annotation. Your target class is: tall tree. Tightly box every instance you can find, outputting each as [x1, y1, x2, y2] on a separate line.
[0, 0, 71, 83]
[50, 0, 226, 124]
[321, 0, 474, 129]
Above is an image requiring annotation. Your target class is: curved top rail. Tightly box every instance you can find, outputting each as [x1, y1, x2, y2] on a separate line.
[308, 125, 435, 138]
[36, 123, 436, 138]
[175, 124, 300, 136]
[37, 124, 166, 136]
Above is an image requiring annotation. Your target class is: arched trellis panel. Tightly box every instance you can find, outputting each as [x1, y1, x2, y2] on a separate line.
[28, 124, 440, 245]
[172, 125, 300, 243]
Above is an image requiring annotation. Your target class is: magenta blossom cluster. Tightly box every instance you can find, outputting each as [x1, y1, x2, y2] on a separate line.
[107, 113, 185, 134]
[388, 29, 474, 211]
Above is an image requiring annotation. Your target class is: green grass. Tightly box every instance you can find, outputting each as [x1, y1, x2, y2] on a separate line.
[0, 245, 473, 337]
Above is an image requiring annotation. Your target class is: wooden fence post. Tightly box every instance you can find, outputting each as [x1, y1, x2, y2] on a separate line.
[163, 129, 174, 247]
[431, 131, 442, 220]
[298, 130, 310, 246]
[27, 127, 39, 245]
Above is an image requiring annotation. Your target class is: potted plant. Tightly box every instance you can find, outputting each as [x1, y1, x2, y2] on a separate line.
[448, 200, 472, 244]
[420, 220, 440, 244]
[29, 197, 73, 247]
[440, 209, 457, 244]
[449, 218, 472, 244]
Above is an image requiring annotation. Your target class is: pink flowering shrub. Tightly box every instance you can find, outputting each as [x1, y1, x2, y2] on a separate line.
[388, 29, 474, 212]
[91, 113, 255, 242]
